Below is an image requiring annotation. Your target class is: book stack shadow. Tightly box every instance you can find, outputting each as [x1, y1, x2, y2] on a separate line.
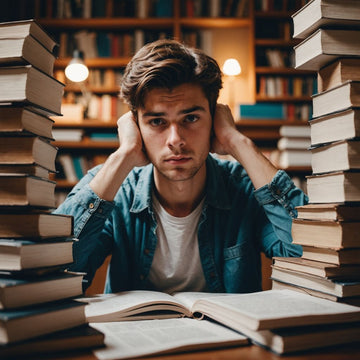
[0, 20, 104, 358]
[271, 0, 360, 307]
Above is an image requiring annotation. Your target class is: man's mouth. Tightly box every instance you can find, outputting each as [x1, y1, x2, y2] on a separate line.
[165, 156, 191, 164]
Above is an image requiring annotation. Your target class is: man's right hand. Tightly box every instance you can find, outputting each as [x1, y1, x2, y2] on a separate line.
[89, 112, 150, 201]
[117, 111, 149, 168]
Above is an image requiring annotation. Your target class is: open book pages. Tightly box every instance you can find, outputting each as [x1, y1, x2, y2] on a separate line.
[76, 289, 360, 331]
[91, 318, 248, 360]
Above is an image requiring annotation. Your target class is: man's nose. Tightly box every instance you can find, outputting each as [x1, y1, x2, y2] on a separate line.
[167, 124, 184, 149]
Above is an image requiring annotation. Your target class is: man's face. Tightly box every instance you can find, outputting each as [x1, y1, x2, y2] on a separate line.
[137, 83, 212, 183]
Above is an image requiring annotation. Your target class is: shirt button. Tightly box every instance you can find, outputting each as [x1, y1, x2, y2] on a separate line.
[140, 275, 144, 281]
[89, 203, 94, 209]
[276, 189, 281, 195]
[144, 248, 150, 255]
[98, 208, 103, 213]
[210, 272, 216, 278]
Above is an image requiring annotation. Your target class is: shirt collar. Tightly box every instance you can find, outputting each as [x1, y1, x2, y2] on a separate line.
[130, 155, 232, 213]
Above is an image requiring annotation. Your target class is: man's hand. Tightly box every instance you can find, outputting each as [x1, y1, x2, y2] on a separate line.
[211, 103, 243, 156]
[117, 111, 149, 168]
[89, 112, 149, 201]
[211, 103, 277, 189]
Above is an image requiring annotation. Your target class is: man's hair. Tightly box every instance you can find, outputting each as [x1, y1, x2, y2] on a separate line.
[120, 39, 223, 116]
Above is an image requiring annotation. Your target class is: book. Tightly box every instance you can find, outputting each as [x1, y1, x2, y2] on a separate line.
[0, 106, 54, 139]
[0, 300, 86, 344]
[306, 171, 360, 203]
[238, 103, 285, 119]
[0, 174, 55, 207]
[92, 318, 248, 360]
[276, 149, 311, 168]
[0, 271, 83, 309]
[310, 108, 360, 145]
[272, 257, 360, 280]
[294, 29, 360, 71]
[292, 218, 360, 249]
[318, 58, 360, 93]
[0, 20, 58, 54]
[76, 289, 360, 330]
[312, 81, 360, 118]
[277, 137, 311, 150]
[0, 324, 104, 358]
[0, 212, 73, 238]
[0, 65, 64, 115]
[0, 238, 74, 271]
[0, 164, 50, 178]
[296, 203, 360, 221]
[272, 280, 360, 306]
[311, 140, 360, 174]
[301, 245, 360, 265]
[0, 36, 56, 76]
[271, 267, 360, 298]
[279, 124, 311, 138]
[233, 319, 360, 355]
[292, 0, 360, 39]
[0, 136, 57, 172]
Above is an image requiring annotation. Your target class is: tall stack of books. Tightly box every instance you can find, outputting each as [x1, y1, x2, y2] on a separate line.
[0, 20, 104, 358]
[272, 123, 311, 169]
[271, 0, 360, 306]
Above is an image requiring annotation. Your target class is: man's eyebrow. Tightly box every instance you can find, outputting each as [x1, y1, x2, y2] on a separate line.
[142, 106, 206, 118]
[180, 106, 206, 114]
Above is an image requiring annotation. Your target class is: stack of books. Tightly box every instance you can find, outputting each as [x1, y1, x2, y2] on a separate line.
[272, 123, 311, 169]
[0, 19, 104, 358]
[271, 0, 360, 307]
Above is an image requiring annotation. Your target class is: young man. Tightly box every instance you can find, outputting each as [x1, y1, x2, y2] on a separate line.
[55, 39, 308, 294]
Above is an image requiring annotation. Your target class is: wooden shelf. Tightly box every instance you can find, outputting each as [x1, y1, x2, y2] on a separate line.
[55, 58, 131, 68]
[235, 120, 307, 141]
[53, 120, 117, 128]
[255, 39, 299, 47]
[64, 85, 120, 94]
[53, 140, 118, 149]
[38, 18, 174, 30]
[179, 17, 252, 28]
[256, 95, 312, 102]
[256, 67, 314, 75]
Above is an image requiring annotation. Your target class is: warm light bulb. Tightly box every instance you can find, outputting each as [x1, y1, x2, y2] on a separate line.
[222, 58, 241, 76]
[65, 62, 89, 82]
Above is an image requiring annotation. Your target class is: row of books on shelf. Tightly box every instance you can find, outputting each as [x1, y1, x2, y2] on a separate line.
[182, 0, 249, 18]
[254, 0, 306, 12]
[267, 0, 360, 315]
[257, 48, 295, 68]
[0, 18, 107, 358]
[257, 75, 316, 98]
[239, 102, 312, 121]
[56, 153, 108, 183]
[59, 29, 170, 59]
[56, 68, 123, 90]
[51, 0, 173, 19]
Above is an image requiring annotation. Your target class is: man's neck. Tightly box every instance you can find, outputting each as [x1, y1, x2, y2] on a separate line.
[153, 168, 207, 217]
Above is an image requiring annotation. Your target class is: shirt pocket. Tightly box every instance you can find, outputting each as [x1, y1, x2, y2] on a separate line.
[223, 241, 260, 293]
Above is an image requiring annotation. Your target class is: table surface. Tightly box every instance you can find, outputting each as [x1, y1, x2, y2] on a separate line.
[25, 341, 360, 360]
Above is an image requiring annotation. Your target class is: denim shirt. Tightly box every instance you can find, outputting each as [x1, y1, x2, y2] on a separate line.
[54, 155, 308, 294]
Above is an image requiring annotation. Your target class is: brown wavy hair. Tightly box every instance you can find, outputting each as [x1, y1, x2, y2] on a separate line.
[120, 39, 223, 116]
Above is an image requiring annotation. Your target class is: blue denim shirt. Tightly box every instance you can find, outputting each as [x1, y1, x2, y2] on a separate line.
[54, 155, 308, 294]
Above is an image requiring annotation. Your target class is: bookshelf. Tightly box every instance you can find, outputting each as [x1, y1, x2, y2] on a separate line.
[2, 0, 314, 194]
[253, 0, 315, 123]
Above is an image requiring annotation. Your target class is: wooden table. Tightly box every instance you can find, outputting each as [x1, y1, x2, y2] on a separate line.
[26, 342, 360, 360]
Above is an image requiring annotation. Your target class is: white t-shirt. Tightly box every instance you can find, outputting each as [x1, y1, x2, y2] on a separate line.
[148, 194, 207, 294]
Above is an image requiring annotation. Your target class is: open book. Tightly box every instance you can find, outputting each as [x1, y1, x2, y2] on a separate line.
[77, 289, 360, 356]
[77, 289, 360, 331]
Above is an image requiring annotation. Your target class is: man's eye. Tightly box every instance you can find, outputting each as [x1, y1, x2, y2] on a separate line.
[184, 114, 199, 123]
[149, 118, 165, 126]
